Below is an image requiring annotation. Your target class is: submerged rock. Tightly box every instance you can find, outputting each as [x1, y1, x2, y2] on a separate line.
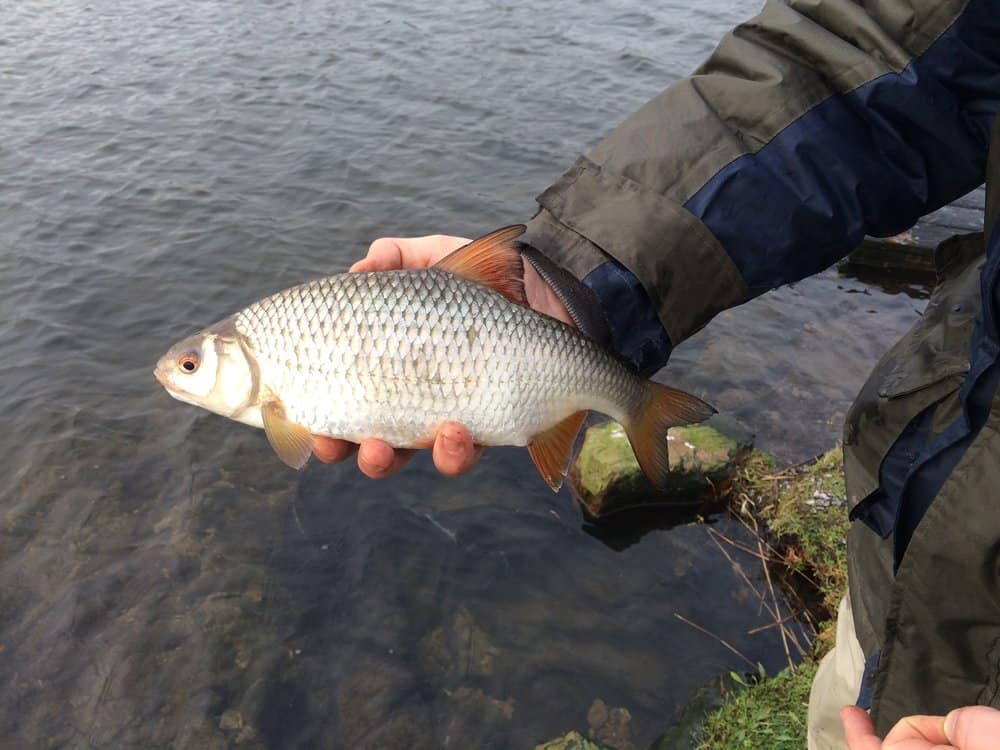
[219, 708, 243, 731]
[535, 730, 614, 750]
[417, 605, 498, 684]
[440, 686, 515, 742]
[586, 699, 634, 750]
[570, 415, 753, 518]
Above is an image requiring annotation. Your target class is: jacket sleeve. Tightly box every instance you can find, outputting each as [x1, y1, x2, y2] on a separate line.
[521, 0, 1000, 375]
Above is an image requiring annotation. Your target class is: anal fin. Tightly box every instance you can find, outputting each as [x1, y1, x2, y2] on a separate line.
[262, 398, 313, 469]
[528, 411, 587, 492]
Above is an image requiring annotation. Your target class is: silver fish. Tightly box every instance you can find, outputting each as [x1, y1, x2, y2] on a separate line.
[154, 226, 714, 490]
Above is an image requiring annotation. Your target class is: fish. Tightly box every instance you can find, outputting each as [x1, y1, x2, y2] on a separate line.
[154, 225, 715, 491]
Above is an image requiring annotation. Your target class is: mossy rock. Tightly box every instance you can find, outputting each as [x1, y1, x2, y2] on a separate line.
[535, 730, 613, 750]
[417, 606, 498, 684]
[570, 415, 753, 518]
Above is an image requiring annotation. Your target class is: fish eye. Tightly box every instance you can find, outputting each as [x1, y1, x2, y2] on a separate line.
[178, 352, 200, 373]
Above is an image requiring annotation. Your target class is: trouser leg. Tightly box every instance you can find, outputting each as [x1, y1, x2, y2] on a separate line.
[807, 594, 866, 750]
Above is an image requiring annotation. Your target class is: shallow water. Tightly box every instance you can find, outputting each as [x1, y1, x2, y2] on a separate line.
[0, 1, 929, 747]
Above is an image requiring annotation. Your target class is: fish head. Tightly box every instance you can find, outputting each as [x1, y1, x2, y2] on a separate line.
[154, 318, 260, 422]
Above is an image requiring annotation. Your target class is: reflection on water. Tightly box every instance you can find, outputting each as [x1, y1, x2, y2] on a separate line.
[837, 261, 935, 300]
[0, 0, 930, 747]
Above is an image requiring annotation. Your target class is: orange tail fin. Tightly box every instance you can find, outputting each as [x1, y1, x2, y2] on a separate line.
[624, 382, 715, 489]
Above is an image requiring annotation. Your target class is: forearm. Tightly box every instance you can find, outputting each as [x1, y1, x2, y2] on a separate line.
[525, 0, 1000, 372]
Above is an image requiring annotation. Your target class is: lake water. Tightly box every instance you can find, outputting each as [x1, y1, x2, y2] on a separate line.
[0, 1, 929, 747]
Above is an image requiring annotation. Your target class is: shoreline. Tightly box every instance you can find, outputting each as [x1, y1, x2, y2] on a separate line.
[696, 448, 849, 750]
[538, 446, 851, 750]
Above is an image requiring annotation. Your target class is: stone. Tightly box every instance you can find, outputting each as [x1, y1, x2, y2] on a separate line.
[439, 686, 515, 743]
[417, 606, 498, 684]
[219, 709, 243, 731]
[535, 730, 612, 750]
[570, 415, 753, 518]
[586, 699, 634, 750]
[447, 686, 514, 721]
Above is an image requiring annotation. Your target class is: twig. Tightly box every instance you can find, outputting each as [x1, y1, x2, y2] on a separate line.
[744, 505, 810, 661]
[728, 511, 824, 591]
[759, 453, 827, 481]
[707, 526, 778, 563]
[746, 611, 803, 635]
[674, 613, 757, 670]
[758, 529, 794, 670]
[709, 516, 812, 660]
[708, 531, 770, 616]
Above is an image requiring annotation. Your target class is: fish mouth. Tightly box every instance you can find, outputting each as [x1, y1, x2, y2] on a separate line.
[153, 367, 168, 387]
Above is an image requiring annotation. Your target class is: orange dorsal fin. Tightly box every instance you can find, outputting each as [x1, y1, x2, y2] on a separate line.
[528, 410, 588, 492]
[433, 225, 527, 305]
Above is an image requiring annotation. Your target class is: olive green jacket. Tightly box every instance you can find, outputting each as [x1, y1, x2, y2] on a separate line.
[522, 0, 1000, 733]
[522, 0, 997, 374]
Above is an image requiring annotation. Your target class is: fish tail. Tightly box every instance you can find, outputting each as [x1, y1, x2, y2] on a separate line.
[623, 381, 716, 489]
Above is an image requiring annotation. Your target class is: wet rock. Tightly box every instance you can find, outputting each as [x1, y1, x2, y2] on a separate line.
[334, 652, 432, 749]
[417, 605, 498, 684]
[535, 730, 613, 750]
[647, 673, 742, 750]
[586, 699, 634, 750]
[439, 686, 515, 744]
[219, 708, 243, 731]
[235, 725, 258, 745]
[570, 415, 753, 518]
[447, 686, 514, 721]
[186, 720, 229, 750]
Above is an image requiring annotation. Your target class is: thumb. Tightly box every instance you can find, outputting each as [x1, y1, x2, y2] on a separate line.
[350, 238, 404, 272]
[943, 706, 1000, 750]
[840, 706, 883, 750]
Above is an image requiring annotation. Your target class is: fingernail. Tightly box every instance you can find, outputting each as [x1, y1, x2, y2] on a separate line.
[442, 433, 463, 456]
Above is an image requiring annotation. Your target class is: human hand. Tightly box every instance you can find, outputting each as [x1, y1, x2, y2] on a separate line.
[841, 704, 1000, 750]
[315, 232, 571, 479]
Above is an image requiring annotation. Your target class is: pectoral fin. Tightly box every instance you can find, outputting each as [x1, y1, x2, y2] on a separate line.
[261, 399, 313, 469]
[528, 411, 587, 492]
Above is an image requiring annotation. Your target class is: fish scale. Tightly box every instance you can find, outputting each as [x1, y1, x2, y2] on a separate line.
[234, 268, 637, 447]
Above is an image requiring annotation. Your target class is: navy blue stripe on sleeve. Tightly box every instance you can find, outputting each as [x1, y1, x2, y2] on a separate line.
[684, 0, 1000, 294]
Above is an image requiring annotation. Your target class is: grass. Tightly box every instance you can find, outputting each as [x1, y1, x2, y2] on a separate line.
[698, 661, 818, 750]
[694, 448, 850, 749]
[736, 448, 850, 636]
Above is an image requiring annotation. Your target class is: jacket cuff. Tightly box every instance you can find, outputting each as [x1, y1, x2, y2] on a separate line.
[522, 206, 674, 375]
[533, 156, 750, 345]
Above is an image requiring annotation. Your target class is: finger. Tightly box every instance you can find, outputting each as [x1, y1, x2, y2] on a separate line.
[312, 436, 358, 463]
[944, 706, 1000, 750]
[352, 234, 470, 273]
[350, 238, 403, 272]
[883, 715, 948, 746]
[841, 706, 885, 750]
[431, 422, 482, 476]
[357, 439, 416, 479]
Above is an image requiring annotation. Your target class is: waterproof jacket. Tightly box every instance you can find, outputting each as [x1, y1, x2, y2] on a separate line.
[521, 0, 1000, 735]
